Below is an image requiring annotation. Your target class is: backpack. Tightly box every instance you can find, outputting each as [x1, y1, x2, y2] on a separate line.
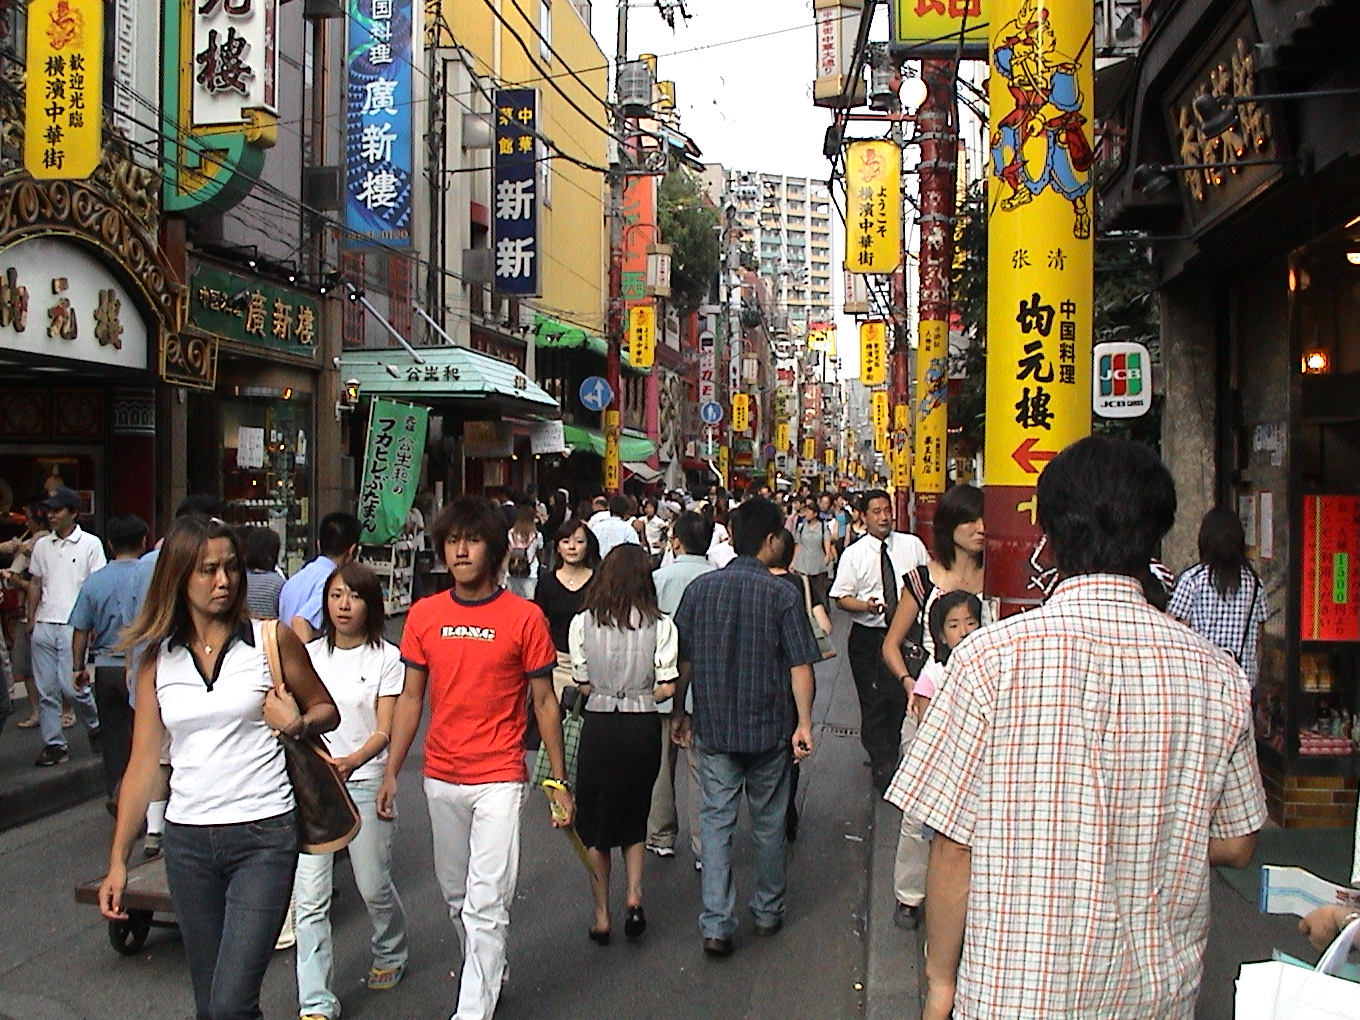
[507, 530, 533, 578]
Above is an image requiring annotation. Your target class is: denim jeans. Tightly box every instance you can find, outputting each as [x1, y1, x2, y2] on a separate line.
[294, 777, 408, 1019]
[695, 742, 792, 939]
[424, 778, 525, 1020]
[31, 621, 98, 749]
[163, 810, 299, 1020]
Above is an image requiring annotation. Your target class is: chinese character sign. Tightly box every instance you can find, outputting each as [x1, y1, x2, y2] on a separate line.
[845, 141, 901, 275]
[347, 0, 414, 246]
[491, 88, 541, 296]
[192, 0, 279, 127]
[731, 393, 750, 433]
[24, 0, 103, 180]
[914, 318, 947, 496]
[984, 0, 1093, 611]
[1301, 496, 1360, 642]
[872, 390, 889, 451]
[358, 398, 429, 544]
[859, 319, 887, 386]
[776, 422, 790, 452]
[628, 305, 656, 369]
[889, 0, 987, 57]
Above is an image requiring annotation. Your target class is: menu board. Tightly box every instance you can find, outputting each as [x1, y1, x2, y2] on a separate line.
[1300, 495, 1360, 641]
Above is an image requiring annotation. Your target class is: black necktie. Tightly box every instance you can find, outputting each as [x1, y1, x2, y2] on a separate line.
[880, 538, 898, 623]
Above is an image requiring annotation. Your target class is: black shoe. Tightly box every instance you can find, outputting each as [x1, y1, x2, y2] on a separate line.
[588, 928, 611, 945]
[702, 936, 733, 957]
[34, 745, 69, 767]
[893, 902, 923, 930]
[753, 918, 783, 938]
[624, 906, 646, 938]
[88, 728, 102, 754]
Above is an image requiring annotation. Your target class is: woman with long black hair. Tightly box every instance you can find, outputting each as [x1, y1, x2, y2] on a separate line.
[568, 543, 678, 943]
[1168, 507, 1267, 684]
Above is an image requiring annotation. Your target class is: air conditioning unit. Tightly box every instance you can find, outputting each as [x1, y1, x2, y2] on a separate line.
[303, 166, 342, 210]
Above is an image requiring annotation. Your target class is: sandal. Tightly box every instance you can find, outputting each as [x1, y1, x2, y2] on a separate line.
[366, 963, 405, 990]
[16, 715, 38, 729]
[624, 905, 646, 938]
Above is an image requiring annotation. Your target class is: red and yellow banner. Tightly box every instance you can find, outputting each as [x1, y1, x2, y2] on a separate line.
[25, 0, 104, 180]
[983, 0, 1094, 609]
[731, 392, 750, 433]
[845, 142, 901, 274]
[859, 319, 887, 386]
[1301, 496, 1360, 642]
[628, 305, 656, 369]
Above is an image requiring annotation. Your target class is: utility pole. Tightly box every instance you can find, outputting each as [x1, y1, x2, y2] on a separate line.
[911, 58, 957, 548]
[603, 0, 629, 496]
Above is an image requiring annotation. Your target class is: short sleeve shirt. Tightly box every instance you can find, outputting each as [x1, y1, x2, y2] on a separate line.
[278, 555, 336, 632]
[68, 559, 147, 664]
[828, 531, 930, 628]
[1167, 564, 1267, 683]
[30, 525, 107, 624]
[399, 588, 557, 785]
[305, 638, 404, 782]
[891, 574, 1266, 1020]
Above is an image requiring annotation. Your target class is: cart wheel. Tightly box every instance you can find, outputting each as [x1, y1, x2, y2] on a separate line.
[109, 910, 152, 955]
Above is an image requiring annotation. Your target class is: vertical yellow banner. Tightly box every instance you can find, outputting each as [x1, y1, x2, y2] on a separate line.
[872, 390, 889, 452]
[603, 409, 621, 493]
[914, 318, 948, 496]
[628, 305, 656, 368]
[717, 444, 729, 488]
[859, 320, 887, 386]
[803, 437, 816, 461]
[984, 0, 1094, 608]
[25, 0, 104, 180]
[776, 422, 790, 451]
[731, 392, 750, 433]
[845, 142, 902, 274]
[824, 446, 836, 467]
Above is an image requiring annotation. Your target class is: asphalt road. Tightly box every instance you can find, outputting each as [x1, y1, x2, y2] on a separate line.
[0, 636, 872, 1020]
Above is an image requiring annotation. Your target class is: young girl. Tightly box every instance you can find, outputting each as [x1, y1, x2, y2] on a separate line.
[909, 589, 983, 721]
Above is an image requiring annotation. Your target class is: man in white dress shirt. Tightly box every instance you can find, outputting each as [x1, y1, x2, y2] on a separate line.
[588, 495, 643, 559]
[828, 489, 928, 794]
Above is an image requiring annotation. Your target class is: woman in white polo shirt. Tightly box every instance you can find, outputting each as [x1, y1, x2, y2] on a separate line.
[294, 561, 409, 1020]
[97, 515, 338, 1020]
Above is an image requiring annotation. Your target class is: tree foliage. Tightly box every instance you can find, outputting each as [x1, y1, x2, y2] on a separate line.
[658, 170, 720, 313]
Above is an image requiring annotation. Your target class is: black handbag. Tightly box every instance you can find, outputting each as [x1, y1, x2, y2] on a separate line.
[899, 565, 933, 680]
[262, 620, 362, 854]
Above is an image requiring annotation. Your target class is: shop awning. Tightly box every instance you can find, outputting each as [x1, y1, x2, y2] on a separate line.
[339, 345, 559, 415]
[561, 424, 656, 461]
[623, 461, 662, 483]
[533, 313, 650, 374]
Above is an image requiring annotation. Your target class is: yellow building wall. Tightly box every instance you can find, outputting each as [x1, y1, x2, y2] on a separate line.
[445, 0, 609, 335]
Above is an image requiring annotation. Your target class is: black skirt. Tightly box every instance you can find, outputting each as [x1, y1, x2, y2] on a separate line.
[575, 709, 662, 851]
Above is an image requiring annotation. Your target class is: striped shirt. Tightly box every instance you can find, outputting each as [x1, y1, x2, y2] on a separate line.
[889, 574, 1266, 1020]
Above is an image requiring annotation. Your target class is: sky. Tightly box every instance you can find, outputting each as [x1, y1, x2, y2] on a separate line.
[586, 0, 866, 377]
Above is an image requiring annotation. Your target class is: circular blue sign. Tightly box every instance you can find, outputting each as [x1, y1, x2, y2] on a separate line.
[699, 401, 724, 425]
[579, 376, 614, 412]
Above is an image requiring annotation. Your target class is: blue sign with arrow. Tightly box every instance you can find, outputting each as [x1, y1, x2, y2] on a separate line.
[579, 376, 614, 412]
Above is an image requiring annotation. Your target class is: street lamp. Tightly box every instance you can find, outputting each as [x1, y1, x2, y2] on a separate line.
[1192, 87, 1360, 140]
[1132, 157, 1303, 197]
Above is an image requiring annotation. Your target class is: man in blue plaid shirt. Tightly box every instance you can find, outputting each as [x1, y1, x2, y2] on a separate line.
[672, 497, 821, 958]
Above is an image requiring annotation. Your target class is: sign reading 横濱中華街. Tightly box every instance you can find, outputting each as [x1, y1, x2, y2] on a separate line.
[358, 398, 428, 544]
[24, 0, 103, 180]
[347, 0, 413, 246]
[845, 142, 901, 275]
[859, 319, 886, 386]
[492, 88, 541, 296]
[629, 305, 656, 369]
[889, 0, 987, 57]
[0, 237, 148, 371]
[189, 265, 319, 360]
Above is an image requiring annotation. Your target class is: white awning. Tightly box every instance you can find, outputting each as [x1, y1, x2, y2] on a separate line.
[622, 461, 662, 483]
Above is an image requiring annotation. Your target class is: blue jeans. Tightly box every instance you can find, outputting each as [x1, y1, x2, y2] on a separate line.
[31, 621, 98, 749]
[294, 777, 408, 1019]
[163, 810, 299, 1020]
[695, 742, 792, 939]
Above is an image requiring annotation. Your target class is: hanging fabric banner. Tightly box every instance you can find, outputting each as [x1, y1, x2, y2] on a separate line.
[357, 397, 429, 544]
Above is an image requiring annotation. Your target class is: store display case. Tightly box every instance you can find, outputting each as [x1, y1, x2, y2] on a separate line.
[219, 396, 313, 576]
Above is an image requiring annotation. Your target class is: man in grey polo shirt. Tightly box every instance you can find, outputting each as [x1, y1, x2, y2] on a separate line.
[27, 486, 105, 766]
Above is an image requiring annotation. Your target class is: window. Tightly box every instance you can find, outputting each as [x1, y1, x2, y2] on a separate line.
[539, 0, 552, 61]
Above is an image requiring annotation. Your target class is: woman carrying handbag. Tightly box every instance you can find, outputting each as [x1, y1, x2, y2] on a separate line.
[97, 515, 338, 1020]
[292, 562, 410, 1020]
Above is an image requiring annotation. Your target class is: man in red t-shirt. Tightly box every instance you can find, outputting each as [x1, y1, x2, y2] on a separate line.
[380, 497, 573, 1020]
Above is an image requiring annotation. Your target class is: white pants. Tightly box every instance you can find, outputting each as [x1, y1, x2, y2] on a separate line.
[892, 711, 929, 907]
[424, 778, 525, 1020]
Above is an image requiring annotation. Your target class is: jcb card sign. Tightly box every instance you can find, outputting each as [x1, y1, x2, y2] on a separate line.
[1093, 342, 1151, 419]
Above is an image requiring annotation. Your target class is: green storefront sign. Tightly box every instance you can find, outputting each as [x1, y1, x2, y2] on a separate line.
[190, 265, 320, 360]
[358, 398, 429, 544]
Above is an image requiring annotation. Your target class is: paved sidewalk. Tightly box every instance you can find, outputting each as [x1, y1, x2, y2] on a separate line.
[0, 682, 104, 832]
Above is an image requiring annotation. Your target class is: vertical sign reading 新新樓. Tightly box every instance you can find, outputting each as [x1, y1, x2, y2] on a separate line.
[983, 0, 1094, 612]
[24, 0, 104, 180]
[492, 88, 541, 296]
[358, 397, 429, 544]
[1301, 495, 1360, 642]
[347, 0, 413, 246]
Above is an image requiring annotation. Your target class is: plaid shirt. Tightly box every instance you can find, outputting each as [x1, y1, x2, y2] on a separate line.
[673, 557, 821, 754]
[1168, 563, 1266, 683]
[889, 574, 1266, 1020]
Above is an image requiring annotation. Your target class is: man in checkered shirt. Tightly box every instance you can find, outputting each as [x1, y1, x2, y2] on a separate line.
[891, 436, 1266, 1020]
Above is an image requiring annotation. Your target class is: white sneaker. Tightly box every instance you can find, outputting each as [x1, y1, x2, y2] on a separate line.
[645, 844, 675, 858]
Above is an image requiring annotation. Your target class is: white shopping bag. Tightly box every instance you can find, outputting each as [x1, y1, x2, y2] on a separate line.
[1235, 918, 1360, 1019]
